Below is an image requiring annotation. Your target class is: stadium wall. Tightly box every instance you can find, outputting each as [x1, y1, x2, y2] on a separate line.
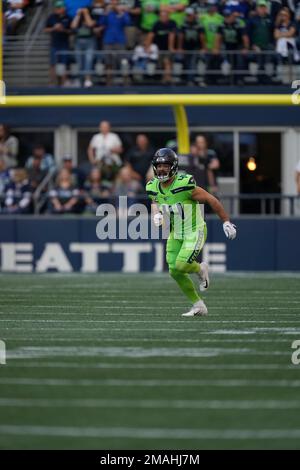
[0, 217, 299, 272]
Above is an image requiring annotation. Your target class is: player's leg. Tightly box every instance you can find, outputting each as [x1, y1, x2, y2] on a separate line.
[175, 225, 209, 317]
[166, 233, 201, 305]
[175, 224, 209, 291]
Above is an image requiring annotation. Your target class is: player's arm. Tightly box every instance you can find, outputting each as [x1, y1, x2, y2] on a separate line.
[191, 186, 237, 239]
[146, 180, 163, 226]
[192, 186, 228, 221]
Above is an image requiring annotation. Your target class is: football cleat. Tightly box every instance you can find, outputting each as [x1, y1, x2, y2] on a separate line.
[199, 262, 209, 292]
[182, 300, 208, 317]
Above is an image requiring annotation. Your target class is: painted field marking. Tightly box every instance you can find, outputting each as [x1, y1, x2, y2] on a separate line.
[0, 398, 299, 410]
[1, 378, 300, 387]
[0, 425, 300, 440]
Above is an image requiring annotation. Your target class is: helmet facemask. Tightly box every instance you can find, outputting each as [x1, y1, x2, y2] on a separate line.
[153, 157, 178, 183]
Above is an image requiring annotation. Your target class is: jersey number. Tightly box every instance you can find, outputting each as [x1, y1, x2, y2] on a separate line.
[161, 203, 185, 220]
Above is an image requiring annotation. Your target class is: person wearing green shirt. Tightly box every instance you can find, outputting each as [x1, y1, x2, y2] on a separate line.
[141, 0, 160, 31]
[160, 0, 189, 27]
[146, 148, 237, 317]
[199, 0, 223, 51]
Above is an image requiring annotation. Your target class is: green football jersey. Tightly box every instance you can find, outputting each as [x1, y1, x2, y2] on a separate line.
[200, 13, 224, 50]
[146, 173, 205, 238]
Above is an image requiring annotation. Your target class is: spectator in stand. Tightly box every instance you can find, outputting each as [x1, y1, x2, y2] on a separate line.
[270, 1, 300, 23]
[160, 0, 188, 27]
[5, 0, 28, 35]
[216, 9, 249, 83]
[140, 0, 160, 32]
[147, 10, 177, 84]
[113, 165, 144, 206]
[178, 7, 203, 84]
[60, 155, 86, 189]
[45, 1, 72, 87]
[90, 0, 106, 48]
[200, 0, 224, 53]
[274, 7, 299, 63]
[186, 143, 207, 189]
[189, 0, 208, 19]
[193, 135, 220, 194]
[0, 159, 11, 207]
[120, 0, 142, 49]
[132, 34, 159, 79]
[88, 120, 123, 181]
[48, 168, 81, 214]
[84, 167, 112, 212]
[220, 0, 254, 19]
[71, 7, 97, 87]
[247, 1, 274, 80]
[97, 0, 131, 85]
[2, 168, 32, 214]
[199, 0, 224, 81]
[26, 144, 55, 172]
[27, 154, 48, 191]
[124, 134, 153, 184]
[64, 0, 92, 19]
[0, 124, 19, 168]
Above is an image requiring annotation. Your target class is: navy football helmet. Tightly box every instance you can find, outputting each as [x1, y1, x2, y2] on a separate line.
[152, 148, 179, 182]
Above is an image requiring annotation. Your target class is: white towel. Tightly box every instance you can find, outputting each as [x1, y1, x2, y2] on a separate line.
[276, 37, 300, 62]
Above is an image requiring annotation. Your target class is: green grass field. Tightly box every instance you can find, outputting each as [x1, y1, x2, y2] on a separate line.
[0, 272, 300, 450]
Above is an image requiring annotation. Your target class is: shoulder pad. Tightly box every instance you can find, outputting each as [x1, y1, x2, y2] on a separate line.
[183, 174, 196, 185]
[146, 178, 158, 196]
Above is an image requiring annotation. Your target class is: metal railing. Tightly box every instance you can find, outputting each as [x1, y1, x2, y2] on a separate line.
[4, 34, 300, 86]
[219, 194, 300, 216]
[52, 49, 299, 85]
[25, 0, 52, 53]
[1, 192, 300, 216]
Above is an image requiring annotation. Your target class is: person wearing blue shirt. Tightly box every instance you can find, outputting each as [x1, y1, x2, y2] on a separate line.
[100, 0, 131, 46]
[98, 0, 131, 84]
[64, 0, 92, 19]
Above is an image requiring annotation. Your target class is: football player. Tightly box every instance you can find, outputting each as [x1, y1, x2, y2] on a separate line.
[146, 147, 236, 317]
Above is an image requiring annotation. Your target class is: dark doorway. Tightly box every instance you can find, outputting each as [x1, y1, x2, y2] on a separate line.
[239, 133, 281, 214]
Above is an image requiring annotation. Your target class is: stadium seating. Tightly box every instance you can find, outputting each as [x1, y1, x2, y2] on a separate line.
[38, 1, 300, 87]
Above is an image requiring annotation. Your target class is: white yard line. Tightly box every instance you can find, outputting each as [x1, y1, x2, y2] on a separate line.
[4, 337, 297, 342]
[3, 327, 300, 335]
[0, 425, 300, 440]
[3, 301, 300, 308]
[1, 312, 299, 316]
[1, 319, 300, 324]
[4, 362, 294, 370]
[0, 398, 299, 410]
[0, 378, 300, 387]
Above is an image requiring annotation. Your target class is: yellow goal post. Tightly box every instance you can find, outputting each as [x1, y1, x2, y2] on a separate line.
[1, 93, 295, 153]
